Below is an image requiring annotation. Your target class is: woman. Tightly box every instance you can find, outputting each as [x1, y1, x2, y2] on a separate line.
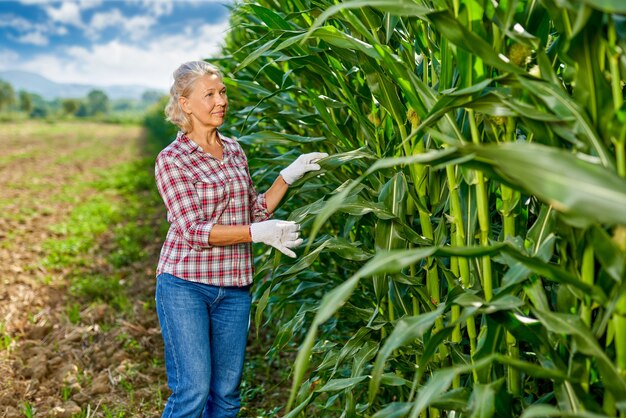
[154, 61, 327, 417]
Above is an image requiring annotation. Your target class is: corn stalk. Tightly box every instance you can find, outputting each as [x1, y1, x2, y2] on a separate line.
[215, 0, 626, 416]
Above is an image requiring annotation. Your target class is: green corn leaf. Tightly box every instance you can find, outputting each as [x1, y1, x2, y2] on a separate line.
[311, 26, 380, 59]
[501, 245, 606, 303]
[473, 317, 505, 380]
[426, 10, 525, 75]
[248, 4, 294, 30]
[589, 225, 625, 282]
[492, 354, 571, 381]
[224, 78, 273, 97]
[468, 381, 500, 418]
[318, 148, 377, 170]
[279, 239, 331, 277]
[237, 130, 326, 146]
[372, 402, 412, 418]
[307, 148, 461, 250]
[532, 309, 626, 402]
[305, 0, 432, 38]
[521, 404, 615, 418]
[316, 376, 368, 392]
[234, 36, 281, 73]
[340, 195, 396, 220]
[409, 356, 494, 417]
[579, 0, 626, 14]
[330, 327, 371, 375]
[362, 60, 407, 126]
[352, 340, 379, 376]
[325, 237, 373, 261]
[306, 180, 359, 253]
[287, 274, 361, 411]
[254, 283, 271, 337]
[283, 392, 314, 418]
[461, 142, 626, 227]
[380, 373, 411, 387]
[368, 305, 446, 402]
[516, 77, 613, 167]
[495, 92, 575, 122]
[490, 311, 545, 353]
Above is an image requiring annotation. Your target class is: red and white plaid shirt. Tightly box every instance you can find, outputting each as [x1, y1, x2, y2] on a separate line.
[154, 131, 271, 286]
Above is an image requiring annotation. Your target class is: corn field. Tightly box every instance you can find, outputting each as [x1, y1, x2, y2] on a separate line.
[214, 0, 626, 416]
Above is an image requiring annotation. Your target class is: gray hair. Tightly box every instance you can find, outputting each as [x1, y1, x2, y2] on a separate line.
[165, 61, 223, 133]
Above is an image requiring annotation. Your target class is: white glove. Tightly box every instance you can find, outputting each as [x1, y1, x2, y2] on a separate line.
[250, 220, 303, 258]
[280, 152, 329, 185]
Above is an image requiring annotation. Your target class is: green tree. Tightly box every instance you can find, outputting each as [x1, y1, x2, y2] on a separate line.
[0, 80, 15, 111]
[141, 90, 163, 105]
[61, 98, 81, 116]
[86, 89, 109, 115]
[18, 90, 32, 114]
[112, 99, 135, 112]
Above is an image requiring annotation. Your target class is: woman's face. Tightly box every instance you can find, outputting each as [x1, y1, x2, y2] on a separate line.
[181, 73, 228, 132]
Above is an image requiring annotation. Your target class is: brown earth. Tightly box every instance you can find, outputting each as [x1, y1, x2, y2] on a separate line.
[0, 121, 167, 417]
[0, 121, 293, 418]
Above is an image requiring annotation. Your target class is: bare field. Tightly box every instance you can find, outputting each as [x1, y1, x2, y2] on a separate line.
[0, 121, 167, 417]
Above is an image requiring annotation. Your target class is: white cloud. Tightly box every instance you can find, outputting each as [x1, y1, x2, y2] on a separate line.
[123, 15, 157, 39]
[89, 9, 124, 31]
[15, 31, 49, 46]
[0, 15, 35, 31]
[88, 8, 156, 40]
[20, 0, 101, 7]
[140, 0, 174, 17]
[0, 49, 20, 69]
[78, 0, 103, 9]
[0, 13, 57, 45]
[19, 0, 53, 4]
[11, 20, 230, 89]
[44, 2, 83, 27]
[55, 26, 68, 36]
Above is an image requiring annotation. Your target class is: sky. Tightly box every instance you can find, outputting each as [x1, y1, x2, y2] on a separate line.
[0, 0, 234, 90]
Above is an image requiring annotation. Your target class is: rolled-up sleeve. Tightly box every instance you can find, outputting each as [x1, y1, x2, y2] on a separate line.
[155, 153, 214, 249]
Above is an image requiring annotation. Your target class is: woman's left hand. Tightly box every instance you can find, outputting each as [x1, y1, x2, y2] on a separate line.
[280, 152, 329, 185]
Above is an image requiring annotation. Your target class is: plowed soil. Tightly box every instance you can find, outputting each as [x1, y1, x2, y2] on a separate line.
[0, 121, 292, 418]
[0, 121, 167, 417]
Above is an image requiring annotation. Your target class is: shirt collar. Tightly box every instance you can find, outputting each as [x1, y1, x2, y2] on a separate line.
[176, 131, 199, 155]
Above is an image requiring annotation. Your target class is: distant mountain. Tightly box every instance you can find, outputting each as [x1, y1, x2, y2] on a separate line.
[0, 70, 164, 100]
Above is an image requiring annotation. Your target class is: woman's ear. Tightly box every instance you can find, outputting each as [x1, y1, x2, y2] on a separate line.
[178, 96, 190, 114]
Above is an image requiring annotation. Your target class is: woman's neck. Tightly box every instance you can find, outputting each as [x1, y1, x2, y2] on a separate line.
[186, 128, 220, 147]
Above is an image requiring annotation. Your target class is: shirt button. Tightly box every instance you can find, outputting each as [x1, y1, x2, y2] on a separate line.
[193, 246, 201, 251]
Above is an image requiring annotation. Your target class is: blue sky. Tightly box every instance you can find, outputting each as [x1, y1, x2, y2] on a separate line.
[0, 0, 233, 90]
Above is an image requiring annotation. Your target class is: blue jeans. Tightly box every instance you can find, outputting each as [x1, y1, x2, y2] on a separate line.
[156, 273, 251, 418]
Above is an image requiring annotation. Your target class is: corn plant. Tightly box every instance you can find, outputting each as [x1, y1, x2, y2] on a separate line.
[215, 0, 626, 416]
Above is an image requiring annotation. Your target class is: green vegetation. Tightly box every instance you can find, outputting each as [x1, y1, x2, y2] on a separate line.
[215, 0, 626, 416]
[21, 401, 34, 418]
[0, 322, 15, 351]
[0, 78, 163, 123]
[0, 79, 15, 111]
[43, 158, 162, 314]
[0, 121, 168, 416]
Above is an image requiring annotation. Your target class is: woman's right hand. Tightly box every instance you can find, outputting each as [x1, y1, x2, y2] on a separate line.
[250, 220, 303, 258]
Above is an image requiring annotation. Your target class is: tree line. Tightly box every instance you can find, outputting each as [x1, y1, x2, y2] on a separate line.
[0, 78, 163, 120]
